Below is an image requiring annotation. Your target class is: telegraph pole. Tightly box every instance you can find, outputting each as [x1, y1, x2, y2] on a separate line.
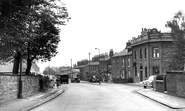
[70, 59, 72, 70]
[88, 53, 90, 77]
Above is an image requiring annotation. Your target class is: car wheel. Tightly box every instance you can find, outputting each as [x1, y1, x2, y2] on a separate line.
[144, 86, 147, 88]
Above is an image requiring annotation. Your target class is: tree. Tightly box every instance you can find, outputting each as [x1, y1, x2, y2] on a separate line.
[43, 67, 57, 75]
[0, 0, 70, 74]
[166, 10, 185, 70]
[0, 0, 31, 73]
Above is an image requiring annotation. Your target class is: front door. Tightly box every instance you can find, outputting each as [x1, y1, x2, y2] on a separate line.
[140, 70, 143, 81]
[140, 66, 143, 81]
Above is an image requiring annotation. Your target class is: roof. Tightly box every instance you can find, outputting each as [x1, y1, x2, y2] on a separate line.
[112, 49, 132, 57]
[74, 65, 87, 68]
[88, 61, 99, 65]
[99, 57, 110, 61]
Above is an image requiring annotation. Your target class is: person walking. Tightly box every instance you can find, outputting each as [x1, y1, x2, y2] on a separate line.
[56, 79, 60, 89]
[99, 77, 101, 85]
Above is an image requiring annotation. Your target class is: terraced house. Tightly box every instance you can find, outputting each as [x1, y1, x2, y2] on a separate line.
[111, 44, 132, 83]
[130, 28, 174, 83]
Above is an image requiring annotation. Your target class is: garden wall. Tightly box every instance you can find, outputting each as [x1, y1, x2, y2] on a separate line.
[166, 71, 185, 98]
[0, 73, 40, 101]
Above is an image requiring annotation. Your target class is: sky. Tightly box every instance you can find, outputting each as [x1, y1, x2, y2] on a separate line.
[37, 0, 185, 72]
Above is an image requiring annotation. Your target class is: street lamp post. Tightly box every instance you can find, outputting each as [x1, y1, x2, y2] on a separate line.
[70, 59, 72, 80]
[18, 51, 23, 98]
[95, 48, 101, 84]
[88, 53, 90, 77]
[70, 59, 72, 70]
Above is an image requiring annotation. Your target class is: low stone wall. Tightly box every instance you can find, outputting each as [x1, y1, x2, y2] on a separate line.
[0, 74, 40, 101]
[22, 75, 40, 97]
[166, 71, 185, 98]
[0, 74, 18, 100]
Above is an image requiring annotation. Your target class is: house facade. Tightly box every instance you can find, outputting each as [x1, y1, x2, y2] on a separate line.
[111, 48, 132, 83]
[86, 61, 99, 78]
[99, 57, 111, 82]
[131, 28, 174, 83]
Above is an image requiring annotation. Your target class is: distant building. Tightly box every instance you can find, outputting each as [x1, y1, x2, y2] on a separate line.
[0, 60, 40, 74]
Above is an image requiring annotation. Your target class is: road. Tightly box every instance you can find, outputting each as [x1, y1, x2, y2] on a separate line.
[31, 82, 180, 111]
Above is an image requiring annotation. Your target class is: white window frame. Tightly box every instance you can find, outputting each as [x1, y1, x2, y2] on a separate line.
[153, 47, 159, 58]
[128, 58, 130, 67]
[128, 71, 130, 77]
[122, 71, 125, 79]
[122, 59, 124, 67]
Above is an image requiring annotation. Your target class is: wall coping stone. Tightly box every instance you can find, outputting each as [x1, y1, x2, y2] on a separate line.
[166, 70, 185, 74]
[155, 80, 163, 82]
[0, 73, 40, 77]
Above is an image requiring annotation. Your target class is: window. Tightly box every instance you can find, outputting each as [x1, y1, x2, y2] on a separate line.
[135, 67, 137, 76]
[153, 66, 159, 75]
[121, 71, 125, 79]
[128, 58, 130, 67]
[145, 67, 147, 78]
[122, 59, 124, 67]
[153, 48, 159, 58]
[117, 59, 119, 66]
[140, 49, 142, 59]
[144, 48, 147, 58]
[134, 51, 137, 59]
[128, 71, 130, 77]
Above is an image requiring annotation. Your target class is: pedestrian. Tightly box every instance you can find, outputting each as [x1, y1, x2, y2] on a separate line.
[56, 79, 60, 89]
[99, 78, 101, 85]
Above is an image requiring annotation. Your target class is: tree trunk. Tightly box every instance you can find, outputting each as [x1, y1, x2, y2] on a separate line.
[26, 58, 32, 75]
[12, 51, 20, 74]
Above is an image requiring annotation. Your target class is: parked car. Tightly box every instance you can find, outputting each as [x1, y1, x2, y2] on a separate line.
[140, 75, 156, 88]
[89, 76, 100, 83]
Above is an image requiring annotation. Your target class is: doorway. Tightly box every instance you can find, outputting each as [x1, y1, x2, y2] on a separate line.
[140, 66, 143, 81]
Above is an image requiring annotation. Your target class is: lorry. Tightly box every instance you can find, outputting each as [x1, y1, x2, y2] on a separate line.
[60, 74, 69, 84]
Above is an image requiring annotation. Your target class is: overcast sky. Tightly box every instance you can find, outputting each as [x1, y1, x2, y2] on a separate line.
[37, 0, 185, 72]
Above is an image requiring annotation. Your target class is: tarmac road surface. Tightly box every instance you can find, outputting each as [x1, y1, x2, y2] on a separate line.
[31, 82, 181, 111]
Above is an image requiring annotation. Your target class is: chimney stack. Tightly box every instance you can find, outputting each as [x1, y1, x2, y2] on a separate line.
[109, 49, 114, 58]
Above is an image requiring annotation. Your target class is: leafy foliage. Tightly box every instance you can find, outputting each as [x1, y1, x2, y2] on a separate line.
[0, 0, 70, 74]
[43, 66, 57, 75]
[166, 10, 185, 70]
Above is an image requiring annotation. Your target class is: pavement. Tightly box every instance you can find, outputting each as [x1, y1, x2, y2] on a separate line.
[128, 83, 185, 109]
[0, 82, 185, 111]
[0, 86, 65, 111]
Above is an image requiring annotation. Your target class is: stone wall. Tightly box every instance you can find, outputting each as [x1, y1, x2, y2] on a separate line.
[22, 75, 40, 97]
[0, 74, 18, 100]
[0, 74, 40, 101]
[166, 71, 185, 98]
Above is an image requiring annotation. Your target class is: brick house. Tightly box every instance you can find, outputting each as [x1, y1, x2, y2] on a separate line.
[111, 47, 132, 83]
[99, 49, 114, 82]
[86, 61, 99, 77]
[75, 60, 89, 80]
[130, 28, 174, 83]
[99, 57, 111, 82]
